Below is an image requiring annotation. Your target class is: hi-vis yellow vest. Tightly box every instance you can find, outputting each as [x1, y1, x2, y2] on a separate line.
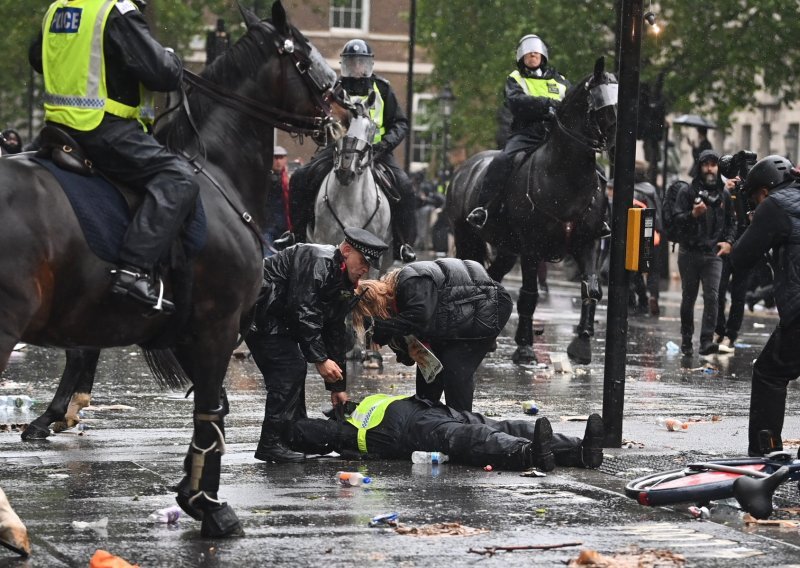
[351, 82, 385, 143]
[509, 69, 567, 102]
[42, 0, 144, 130]
[346, 394, 408, 453]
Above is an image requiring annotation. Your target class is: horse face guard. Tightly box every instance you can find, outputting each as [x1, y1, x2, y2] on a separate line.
[333, 106, 376, 185]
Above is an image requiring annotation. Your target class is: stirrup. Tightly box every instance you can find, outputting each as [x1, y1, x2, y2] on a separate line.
[399, 243, 416, 263]
[466, 207, 488, 229]
[273, 231, 296, 250]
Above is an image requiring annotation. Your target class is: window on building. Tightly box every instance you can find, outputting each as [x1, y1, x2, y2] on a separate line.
[330, 0, 369, 32]
[741, 124, 752, 151]
[411, 94, 436, 168]
[786, 123, 799, 163]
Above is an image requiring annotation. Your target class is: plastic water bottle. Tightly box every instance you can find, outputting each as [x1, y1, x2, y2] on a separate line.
[147, 505, 182, 524]
[0, 395, 34, 410]
[335, 471, 372, 487]
[411, 451, 449, 464]
[656, 417, 689, 431]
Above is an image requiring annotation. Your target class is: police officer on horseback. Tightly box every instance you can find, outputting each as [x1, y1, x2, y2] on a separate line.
[29, 0, 198, 313]
[275, 39, 417, 263]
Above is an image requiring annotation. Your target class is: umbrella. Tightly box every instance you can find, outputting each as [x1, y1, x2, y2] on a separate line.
[672, 114, 716, 129]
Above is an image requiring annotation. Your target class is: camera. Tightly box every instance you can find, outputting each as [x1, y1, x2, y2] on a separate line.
[694, 189, 721, 207]
[719, 150, 757, 181]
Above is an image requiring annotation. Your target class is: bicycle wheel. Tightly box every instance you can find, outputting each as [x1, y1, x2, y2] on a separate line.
[625, 461, 770, 507]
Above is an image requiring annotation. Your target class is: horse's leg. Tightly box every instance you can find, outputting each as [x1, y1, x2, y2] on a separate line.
[487, 248, 518, 284]
[172, 337, 243, 538]
[23, 349, 100, 440]
[452, 221, 486, 264]
[567, 243, 602, 364]
[512, 251, 539, 364]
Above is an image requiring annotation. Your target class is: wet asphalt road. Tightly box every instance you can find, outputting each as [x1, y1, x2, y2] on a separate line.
[1, 264, 800, 567]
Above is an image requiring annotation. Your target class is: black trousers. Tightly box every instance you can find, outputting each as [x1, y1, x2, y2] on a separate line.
[716, 254, 751, 342]
[678, 248, 723, 344]
[289, 147, 415, 245]
[748, 319, 800, 455]
[71, 118, 199, 271]
[245, 331, 309, 441]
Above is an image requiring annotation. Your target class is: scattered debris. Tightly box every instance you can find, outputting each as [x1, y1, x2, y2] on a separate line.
[568, 547, 685, 567]
[469, 541, 582, 556]
[520, 469, 547, 478]
[621, 438, 645, 449]
[781, 438, 800, 447]
[743, 513, 799, 527]
[484, 465, 493, 472]
[521, 400, 539, 415]
[83, 405, 136, 412]
[72, 517, 109, 531]
[394, 522, 488, 537]
[688, 506, 710, 519]
[369, 512, 399, 527]
[656, 418, 689, 432]
[0, 423, 28, 433]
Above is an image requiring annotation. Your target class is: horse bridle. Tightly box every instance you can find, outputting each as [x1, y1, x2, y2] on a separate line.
[181, 19, 339, 141]
[553, 81, 618, 153]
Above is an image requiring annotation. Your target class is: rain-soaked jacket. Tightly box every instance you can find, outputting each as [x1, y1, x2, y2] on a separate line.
[371, 258, 511, 345]
[254, 244, 355, 364]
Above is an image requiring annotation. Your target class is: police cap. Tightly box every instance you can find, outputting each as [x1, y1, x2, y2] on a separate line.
[274, 145, 287, 157]
[343, 227, 388, 267]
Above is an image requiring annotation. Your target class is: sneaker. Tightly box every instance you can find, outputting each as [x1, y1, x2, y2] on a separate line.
[698, 341, 719, 356]
[717, 337, 735, 354]
[531, 417, 555, 472]
[466, 207, 488, 229]
[110, 265, 175, 313]
[581, 414, 605, 469]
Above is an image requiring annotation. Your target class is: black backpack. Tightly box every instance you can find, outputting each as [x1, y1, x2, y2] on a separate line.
[660, 179, 690, 243]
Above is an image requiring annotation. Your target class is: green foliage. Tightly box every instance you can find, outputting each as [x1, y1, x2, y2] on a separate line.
[418, 0, 800, 150]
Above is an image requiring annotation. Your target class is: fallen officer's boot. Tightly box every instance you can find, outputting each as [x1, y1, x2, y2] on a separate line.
[110, 265, 175, 313]
[0, 487, 30, 557]
[581, 413, 605, 469]
[254, 434, 305, 463]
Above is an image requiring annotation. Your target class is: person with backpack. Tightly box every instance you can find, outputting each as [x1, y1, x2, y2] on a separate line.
[671, 149, 736, 356]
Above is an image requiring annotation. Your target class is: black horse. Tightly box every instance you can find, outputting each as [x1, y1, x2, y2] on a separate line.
[0, 2, 341, 538]
[445, 57, 617, 365]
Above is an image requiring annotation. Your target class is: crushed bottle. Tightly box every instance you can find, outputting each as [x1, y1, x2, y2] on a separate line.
[411, 451, 449, 464]
[335, 471, 371, 487]
[148, 505, 182, 524]
[656, 417, 689, 431]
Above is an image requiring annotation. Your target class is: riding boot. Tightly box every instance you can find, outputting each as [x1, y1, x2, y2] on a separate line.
[254, 422, 305, 463]
[390, 192, 418, 262]
[110, 264, 175, 313]
[467, 153, 513, 229]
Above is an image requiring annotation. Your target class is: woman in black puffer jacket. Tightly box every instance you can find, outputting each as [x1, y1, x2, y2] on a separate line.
[353, 258, 512, 412]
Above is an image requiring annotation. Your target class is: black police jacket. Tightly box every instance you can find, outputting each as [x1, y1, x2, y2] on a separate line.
[732, 182, 800, 325]
[372, 258, 511, 345]
[255, 244, 355, 366]
[673, 178, 736, 253]
[29, 3, 182, 121]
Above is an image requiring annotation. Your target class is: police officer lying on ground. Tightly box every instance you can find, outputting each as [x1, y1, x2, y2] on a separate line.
[247, 227, 388, 463]
[29, 0, 196, 312]
[288, 394, 605, 472]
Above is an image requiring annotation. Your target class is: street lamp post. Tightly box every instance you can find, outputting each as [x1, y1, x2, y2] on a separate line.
[438, 84, 455, 187]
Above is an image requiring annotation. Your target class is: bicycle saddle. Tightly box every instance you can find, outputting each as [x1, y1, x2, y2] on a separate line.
[733, 465, 790, 519]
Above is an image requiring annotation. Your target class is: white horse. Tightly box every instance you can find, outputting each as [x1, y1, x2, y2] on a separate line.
[310, 96, 392, 257]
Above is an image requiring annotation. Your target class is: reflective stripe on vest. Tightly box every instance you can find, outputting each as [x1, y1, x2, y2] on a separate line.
[346, 394, 408, 454]
[42, 0, 140, 131]
[351, 82, 385, 143]
[509, 70, 566, 101]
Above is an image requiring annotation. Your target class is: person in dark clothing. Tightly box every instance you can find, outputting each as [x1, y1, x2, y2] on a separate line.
[730, 155, 800, 456]
[0, 129, 22, 155]
[672, 149, 736, 356]
[352, 259, 513, 412]
[29, 0, 197, 313]
[264, 145, 291, 252]
[288, 394, 606, 472]
[714, 174, 753, 353]
[467, 34, 568, 229]
[276, 39, 416, 263]
[247, 227, 388, 463]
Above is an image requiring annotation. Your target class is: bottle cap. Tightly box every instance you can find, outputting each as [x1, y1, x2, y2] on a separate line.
[362, 476, 372, 484]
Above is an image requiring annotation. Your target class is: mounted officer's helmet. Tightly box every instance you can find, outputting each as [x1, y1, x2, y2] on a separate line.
[340, 39, 374, 78]
[516, 34, 549, 66]
[742, 155, 794, 195]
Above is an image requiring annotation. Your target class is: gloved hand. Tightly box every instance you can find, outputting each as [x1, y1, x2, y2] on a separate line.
[372, 141, 389, 159]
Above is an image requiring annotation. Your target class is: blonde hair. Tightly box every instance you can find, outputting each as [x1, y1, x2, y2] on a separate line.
[352, 269, 400, 338]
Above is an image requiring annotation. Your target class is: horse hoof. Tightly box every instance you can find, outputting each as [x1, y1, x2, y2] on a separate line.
[20, 422, 50, 441]
[567, 336, 592, 365]
[512, 345, 537, 365]
[173, 477, 203, 521]
[200, 503, 244, 538]
[362, 351, 383, 370]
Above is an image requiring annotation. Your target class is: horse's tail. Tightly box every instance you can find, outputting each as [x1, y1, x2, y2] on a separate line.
[141, 348, 191, 391]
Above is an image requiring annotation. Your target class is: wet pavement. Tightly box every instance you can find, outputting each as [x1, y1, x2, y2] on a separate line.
[2, 264, 800, 566]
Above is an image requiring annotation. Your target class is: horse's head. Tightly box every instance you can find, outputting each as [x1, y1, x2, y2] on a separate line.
[333, 93, 377, 185]
[555, 56, 618, 154]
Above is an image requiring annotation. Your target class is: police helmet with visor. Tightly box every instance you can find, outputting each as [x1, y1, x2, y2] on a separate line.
[516, 34, 549, 66]
[742, 155, 794, 196]
[340, 39, 374, 78]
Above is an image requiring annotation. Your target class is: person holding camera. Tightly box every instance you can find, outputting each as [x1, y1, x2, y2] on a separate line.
[730, 155, 800, 455]
[672, 149, 736, 356]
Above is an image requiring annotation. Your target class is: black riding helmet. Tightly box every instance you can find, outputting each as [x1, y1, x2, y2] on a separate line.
[742, 155, 794, 196]
[340, 39, 374, 96]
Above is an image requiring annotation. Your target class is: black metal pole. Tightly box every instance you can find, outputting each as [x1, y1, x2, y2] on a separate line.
[602, 0, 643, 448]
[404, 0, 417, 172]
[661, 123, 670, 197]
[442, 115, 450, 185]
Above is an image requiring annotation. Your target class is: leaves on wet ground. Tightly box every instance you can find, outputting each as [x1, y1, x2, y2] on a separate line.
[743, 513, 799, 527]
[394, 522, 488, 537]
[567, 546, 685, 567]
[0, 424, 27, 433]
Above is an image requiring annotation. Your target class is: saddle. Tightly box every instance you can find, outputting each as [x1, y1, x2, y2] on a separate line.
[35, 125, 94, 176]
